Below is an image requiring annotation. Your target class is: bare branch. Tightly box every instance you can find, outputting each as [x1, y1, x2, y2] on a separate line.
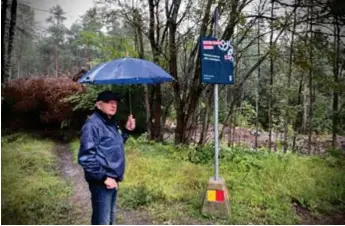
[236, 4, 299, 91]
[176, 0, 193, 26]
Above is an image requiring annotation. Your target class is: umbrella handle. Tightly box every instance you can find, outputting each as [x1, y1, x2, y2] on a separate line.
[129, 85, 132, 115]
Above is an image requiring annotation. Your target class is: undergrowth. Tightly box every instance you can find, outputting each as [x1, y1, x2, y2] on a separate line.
[69, 134, 345, 224]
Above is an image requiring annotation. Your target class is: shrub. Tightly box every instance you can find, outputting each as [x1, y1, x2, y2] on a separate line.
[118, 185, 164, 210]
[66, 84, 148, 133]
[2, 76, 86, 129]
[188, 144, 214, 164]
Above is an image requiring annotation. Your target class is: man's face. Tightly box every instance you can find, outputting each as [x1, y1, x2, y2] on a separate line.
[97, 100, 117, 116]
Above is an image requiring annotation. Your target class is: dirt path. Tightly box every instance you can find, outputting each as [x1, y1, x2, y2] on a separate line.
[294, 203, 345, 225]
[53, 142, 152, 225]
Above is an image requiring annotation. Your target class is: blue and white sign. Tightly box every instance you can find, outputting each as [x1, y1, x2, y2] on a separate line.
[200, 36, 234, 84]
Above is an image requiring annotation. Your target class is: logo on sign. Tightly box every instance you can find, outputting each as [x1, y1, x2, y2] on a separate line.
[224, 55, 233, 61]
[218, 40, 231, 52]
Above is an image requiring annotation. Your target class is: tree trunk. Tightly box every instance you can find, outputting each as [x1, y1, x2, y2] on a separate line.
[172, 0, 212, 144]
[189, 97, 200, 143]
[255, 18, 261, 149]
[166, 0, 185, 144]
[292, 76, 303, 151]
[332, 16, 340, 148]
[87, 49, 91, 70]
[17, 62, 20, 78]
[199, 86, 213, 145]
[149, 87, 156, 140]
[55, 44, 59, 77]
[161, 100, 173, 133]
[133, 8, 152, 141]
[232, 107, 237, 146]
[1, 0, 8, 83]
[240, 88, 245, 144]
[283, 0, 297, 153]
[148, 0, 164, 142]
[228, 106, 234, 147]
[7, 0, 17, 82]
[153, 84, 163, 141]
[302, 81, 308, 134]
[308, 0, 313, 154]
[143, 85, 152, 140]
[268, 0, 274, 151]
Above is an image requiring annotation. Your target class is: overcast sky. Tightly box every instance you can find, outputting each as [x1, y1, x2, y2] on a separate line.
[19, 0, 95, 28]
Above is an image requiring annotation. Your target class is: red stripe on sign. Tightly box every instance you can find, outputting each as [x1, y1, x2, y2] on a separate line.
[216, 190, 224, 201]
[203, 40, 213, 45]
[203, 45, 214, 50]
[203, 40, 221, 45]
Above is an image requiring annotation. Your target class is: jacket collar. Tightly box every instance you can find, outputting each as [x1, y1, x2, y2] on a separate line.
[94, 107, 116, 125]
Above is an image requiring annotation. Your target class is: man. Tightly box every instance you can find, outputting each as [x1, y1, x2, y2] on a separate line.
[78, 90, 135, 225]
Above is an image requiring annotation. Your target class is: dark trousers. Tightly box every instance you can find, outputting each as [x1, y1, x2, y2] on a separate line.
[88, 182, 118, 225]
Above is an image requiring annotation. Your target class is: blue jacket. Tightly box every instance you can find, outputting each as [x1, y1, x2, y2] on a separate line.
[78, 108, 129, 183]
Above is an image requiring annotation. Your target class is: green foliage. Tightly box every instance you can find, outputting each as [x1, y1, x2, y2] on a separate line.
[9, 1, 345, 139]
[218, 101, 256, 128]
[118, 184, 165, 210]
[324, 148, 345, 167]
[75, 30, 99, 48]
[65, 85, 107, 111]
[236, 101, 257, 127]
[312, 94, 332, 134]
[69, 139, 80, 164]
[188, 144, 214, 164]
[65, 84, 147, 132]
[1, 134, 74, 224]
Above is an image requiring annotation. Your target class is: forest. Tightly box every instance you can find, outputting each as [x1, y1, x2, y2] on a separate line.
[1, 0, 345, 224]
[2, 0, 345, 152]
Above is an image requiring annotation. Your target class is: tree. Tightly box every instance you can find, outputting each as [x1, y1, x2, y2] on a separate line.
[268, 0, 274, 150]
[9, 0, 345, 150]
[46, 4, 67, 76]
[2, 0, 17, 82]
[12, 3, 36, 78]
[283, 0, 298, 152]
[2, 0, 9, 82]
[330, 2, 343, 148]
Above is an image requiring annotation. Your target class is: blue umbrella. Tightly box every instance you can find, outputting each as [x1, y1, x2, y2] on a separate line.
[78, 57, 174, 114]
[78, 57, 174, 84]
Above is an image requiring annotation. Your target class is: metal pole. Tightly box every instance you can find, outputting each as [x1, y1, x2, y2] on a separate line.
[213, 7, 219, 181]
[214, 84, 219, 180]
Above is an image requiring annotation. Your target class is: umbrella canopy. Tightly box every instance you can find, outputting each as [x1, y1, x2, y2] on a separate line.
[78, 57, 174, 84]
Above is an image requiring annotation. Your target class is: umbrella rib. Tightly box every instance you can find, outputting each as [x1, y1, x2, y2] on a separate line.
[89, 63, 108, 81]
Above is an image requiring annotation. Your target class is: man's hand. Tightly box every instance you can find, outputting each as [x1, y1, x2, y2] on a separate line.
[104, 177, 118, 189]
[125, 114, 136, 131]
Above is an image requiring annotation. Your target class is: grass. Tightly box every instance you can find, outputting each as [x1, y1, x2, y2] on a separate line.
[1, 133, 74, 225]
[68, 135, 345, 224]
[69, 138, 79, 164]
[2, 131, 343, 224]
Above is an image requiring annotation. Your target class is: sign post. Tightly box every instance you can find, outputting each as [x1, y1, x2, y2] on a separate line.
[215, 83, 219, 180]
[200, 38, 234, 178]
[200, 8, 233, 219]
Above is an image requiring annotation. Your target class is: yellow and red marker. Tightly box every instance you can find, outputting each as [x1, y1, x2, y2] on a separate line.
[207, 190, 225, 202]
